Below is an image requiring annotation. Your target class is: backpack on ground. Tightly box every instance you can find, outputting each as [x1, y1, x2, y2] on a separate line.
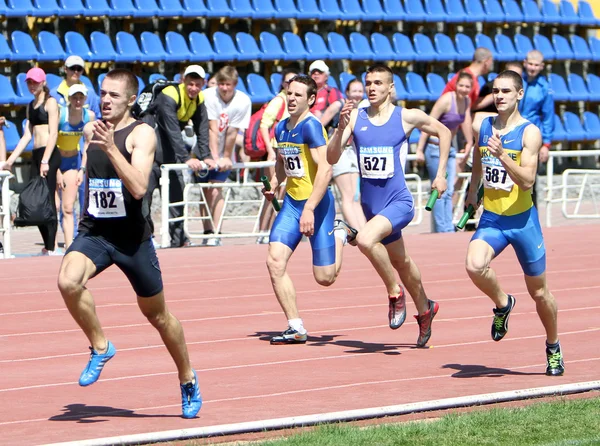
[14, 176, 55, 227]
[243, 96, 285, 160]
[131, 80, 181, 120]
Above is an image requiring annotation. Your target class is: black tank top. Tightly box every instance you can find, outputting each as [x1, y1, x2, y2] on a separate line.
[28, 100, 49, 127]
[79, 120, 152, 246]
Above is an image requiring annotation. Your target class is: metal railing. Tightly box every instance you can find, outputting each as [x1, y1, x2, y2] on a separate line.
[0, 171, 12, 259]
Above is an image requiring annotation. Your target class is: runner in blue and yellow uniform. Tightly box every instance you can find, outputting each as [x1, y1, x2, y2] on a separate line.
[57, 84, 95, 249]
[262, 75, 355, 345]
[465, 69, 564, 376]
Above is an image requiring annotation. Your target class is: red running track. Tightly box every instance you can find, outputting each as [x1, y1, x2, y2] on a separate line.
[1, 226, 600, 445]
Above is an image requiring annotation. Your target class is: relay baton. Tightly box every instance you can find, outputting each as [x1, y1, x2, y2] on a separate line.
[425, 172, 448, 211]
[261, 176, 281, 212]
[456, 185, 484, 230]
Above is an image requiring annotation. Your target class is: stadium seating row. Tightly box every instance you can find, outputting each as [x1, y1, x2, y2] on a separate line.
[2, 29, 600, 65]
[0, 0, 597, 26]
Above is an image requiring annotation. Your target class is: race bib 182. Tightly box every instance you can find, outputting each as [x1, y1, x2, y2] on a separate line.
[88, 178, 126, 218]
[359, 146, 395, 179]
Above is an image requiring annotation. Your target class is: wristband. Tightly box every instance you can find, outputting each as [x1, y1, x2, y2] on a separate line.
[79, 166, 86, 173]
[41, 160, 49, 165]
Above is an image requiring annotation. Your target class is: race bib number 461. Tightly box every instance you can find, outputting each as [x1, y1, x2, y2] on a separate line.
[280, 146, 305, 178]
[88, 178, 126, 218]
[359, 146, 395, 179]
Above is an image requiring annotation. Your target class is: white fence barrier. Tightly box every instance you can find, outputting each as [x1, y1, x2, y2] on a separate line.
[0, 171, 12, 259]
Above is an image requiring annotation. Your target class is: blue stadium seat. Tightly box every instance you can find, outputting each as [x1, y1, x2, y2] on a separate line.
[235, 32, 261, 61]
[426, 72, 446, 98]
[181, 0, 210, 17]
[0, 74, 17, 105]
[165, 31, 192, 61]
[213, 32, 240, 62]
[327, 32, 353, 60]
[326, 75, 339, 90]
[235, 77, 248, 94]
[501, 0, 523, 22]
[34, 0, 60, 16]
[562, 111, 586, 141]
[583, 112, 600, 140]
[0, 34, 13, 62]
[514, 33, 533, 60]
[45, 73, 62, 90]
[392, 33, 417, 62]
[455, 33, 475, 60]
[551, 34, 574, 61]
[37, 31, 66, 62]
[136, 75, 145, 94]
[393, 74, 408, 101]
[58, 0, 85, 15]
[558, 0, 579, 25]
[464, 0, 486, 21]
[434, 32, 463, 61]
[405, 72, 431, 101]
[259, 31, 285, 60]
[304, 32, 331, 60]
[533, 34, 555, 60]
[551, 114, 566, 142]
[4, 0, 34, 17]
[404, 0, 427, 21]
[140, 31, 169, 62]
[83, 0, 111, 16]
[482, 0, 506, 22]
[569, 35, 592, 61]
[493, 34, 518, 61]
[339, 0, 365, 20]
[64, 31, 92, 60]
[109, 0, 137, 17]
[318, 0, 343, 20]
[413, 33, 439, 61]
[115, 31, 144, 63]
[229, 0, 254, 19]
[159, 0, 188, 16]
[149, 73, 167, 83]
[521, 0, 542, 22]
[382, 0, 406, 21]
[567, 73, 589, 102]
[22, 119, 35, 151]
[173, 73, 181, 82]
[246, 73, 275, 103]
[11, 31, 39, 62]
[97, 72, 106, 93]
[80, 74, 95, 92]
[409, 128, 421, 144]
[588, 37, 600, 62]
[444, 0, 469, 22]
[296, 0, 321, 19]
[487, 72, 497, 82]
[205, 0, 231, 17]
[90, 31, 117, 62]
[586, 73, 600, 101]
[270, 72, 282, 94]
[578, 0, 600, 27]
[273, 0, 298, 18]
[338, 71, 356, 96]
[475, 33, 502, 60]
[252, 0, 276, 19]
[541, 0, 561, 24]
[349, 32, 375, 60]
[423, 0, 448, 21]
[134, 0, 160, 18]
[282, 32, 308, 60]
[189, 32, 217, 62]
[361, 0, 385, 21]
[370, 32, 397, 61]
[548, 73, 570, 102]
[2, 120, 22, 152]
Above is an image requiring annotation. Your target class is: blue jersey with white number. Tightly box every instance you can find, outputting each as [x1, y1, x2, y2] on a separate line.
[352, 106, 413, 213]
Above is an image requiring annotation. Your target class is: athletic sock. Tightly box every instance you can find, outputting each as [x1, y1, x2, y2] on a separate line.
[288, 318, 307, 335]
[546, 340, 561, 354]
[334, 227, 347, 246]
[497, 297, 512, 313]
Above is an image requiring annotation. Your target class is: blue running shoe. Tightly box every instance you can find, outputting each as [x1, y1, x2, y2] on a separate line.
[79, 341, 116, 387]
[181, 369, 202, 419]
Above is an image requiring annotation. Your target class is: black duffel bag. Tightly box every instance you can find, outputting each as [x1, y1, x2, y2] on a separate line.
[14, 176, 55, 227]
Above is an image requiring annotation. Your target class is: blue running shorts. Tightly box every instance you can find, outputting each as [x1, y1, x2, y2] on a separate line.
[270, 189, 336, 267]
[362, 198, 415, 245]
[472, 206, 546, 277]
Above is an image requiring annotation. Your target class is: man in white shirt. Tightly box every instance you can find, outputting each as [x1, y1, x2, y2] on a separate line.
[201, 66, 252, 245]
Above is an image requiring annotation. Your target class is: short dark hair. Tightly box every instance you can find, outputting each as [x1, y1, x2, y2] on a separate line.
[366, 64, 393, 82]
[280, 67, 300, 91]
[494, 69, 523, 91]
[457, 70, 473, 85]
[345, 78, 363, 96]
[104, 68, 139, 98]
[289, 74, 318, 100]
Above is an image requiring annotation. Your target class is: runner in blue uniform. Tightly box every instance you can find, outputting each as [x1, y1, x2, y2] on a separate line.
[328, 64, 452, 347]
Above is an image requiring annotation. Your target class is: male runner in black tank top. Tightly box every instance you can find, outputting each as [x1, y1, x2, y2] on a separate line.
[57, 69, 202, 419]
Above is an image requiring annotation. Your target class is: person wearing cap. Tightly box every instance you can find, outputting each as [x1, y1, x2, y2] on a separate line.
[51, 55, 101, 117]
[2, 67, 62, 255]
[56, 84, 96, 249]
[308, 60, 343, 130]
[200, 66, 252, 246]
[145, 64, 215, 248]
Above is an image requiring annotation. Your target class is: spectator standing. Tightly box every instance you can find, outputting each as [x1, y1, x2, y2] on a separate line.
[202, 66, 252, 246]
[146, 65, 215, 248]
[0, 117, 5, 255]
[309, 60, 344, 130]
[2, 68, 61, 255]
